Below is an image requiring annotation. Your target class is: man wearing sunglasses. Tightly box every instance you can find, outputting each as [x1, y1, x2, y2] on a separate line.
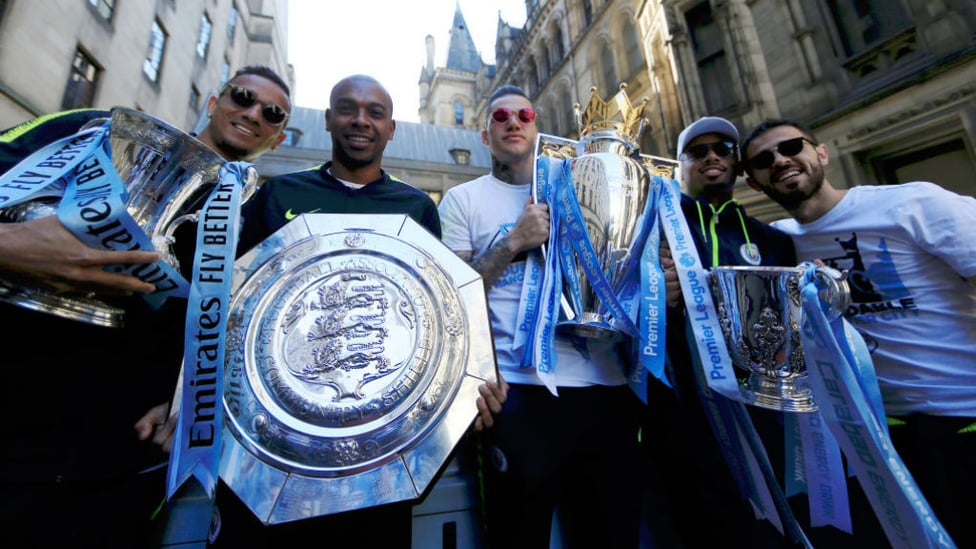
[438, 85, 643, 548]
[0, 65, 293, 548]
[742, 119, 976, 547]
[208, 73, 507, 548]
[194, 65, 292, 163]
[644, 116, 799, 547]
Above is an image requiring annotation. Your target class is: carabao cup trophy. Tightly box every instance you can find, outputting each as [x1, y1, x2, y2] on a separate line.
[709, 265, 850, 412]
[0, 107, 256, 327]
[533, 85, 677, 340]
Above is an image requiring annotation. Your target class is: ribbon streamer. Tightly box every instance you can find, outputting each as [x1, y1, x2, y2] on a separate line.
[798, 263, 955, 548]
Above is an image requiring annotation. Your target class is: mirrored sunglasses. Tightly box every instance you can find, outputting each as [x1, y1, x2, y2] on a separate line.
[224, 85, 288, 125]
[681, 140, 736, 161]
[746, 137, 817, 170]
[490, 107, 537, 124]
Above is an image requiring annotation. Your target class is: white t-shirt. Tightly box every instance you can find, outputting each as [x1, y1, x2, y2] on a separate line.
[772, 182, 976, 416]
[438, 174, 627, 387]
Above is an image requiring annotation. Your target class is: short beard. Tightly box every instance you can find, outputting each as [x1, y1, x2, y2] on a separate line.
[764, 163, 824, 212]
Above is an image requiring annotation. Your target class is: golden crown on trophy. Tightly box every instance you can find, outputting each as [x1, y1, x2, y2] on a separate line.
[574, 83, 649, 140]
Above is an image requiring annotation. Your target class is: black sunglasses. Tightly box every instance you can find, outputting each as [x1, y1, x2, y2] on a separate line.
[490, 107, 537, 124]
[681, 140, 736, 161]
[746, 137, 818, 170]
[223, 85, 288, 125]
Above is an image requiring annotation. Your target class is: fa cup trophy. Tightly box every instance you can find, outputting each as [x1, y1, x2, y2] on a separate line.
[709, 265, 850, 412]
[533, 85, 677, 340]
[0, 107, 256, 327]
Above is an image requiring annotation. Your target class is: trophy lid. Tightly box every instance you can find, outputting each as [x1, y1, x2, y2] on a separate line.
[574, 84, 649, 144]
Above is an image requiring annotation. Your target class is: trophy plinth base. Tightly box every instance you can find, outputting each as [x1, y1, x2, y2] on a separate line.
[0, 278, 124, 327]
[556, 312, 623, 341]
[740, 373, 818, 413]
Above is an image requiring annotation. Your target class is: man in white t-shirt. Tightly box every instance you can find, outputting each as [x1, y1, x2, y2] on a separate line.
[742, 118, 976, 547]
[438, 85, 643, 548]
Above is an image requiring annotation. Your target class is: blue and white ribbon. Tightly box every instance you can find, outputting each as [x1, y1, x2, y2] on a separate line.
[0, 125, 106, 208]
[0, 123, 191, 307]
[529, 156, 668, 395]
[798, 263, 955, 548]
[166, 162, 247, 501]
[660, 178, 812, 540]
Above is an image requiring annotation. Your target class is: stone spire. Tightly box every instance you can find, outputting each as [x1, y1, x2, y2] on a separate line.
[445, 3, 482, 73]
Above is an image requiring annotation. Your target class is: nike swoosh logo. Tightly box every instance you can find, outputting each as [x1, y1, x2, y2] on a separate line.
[284, 208, 321, 220]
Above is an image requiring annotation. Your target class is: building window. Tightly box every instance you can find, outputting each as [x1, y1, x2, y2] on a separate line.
[539, 47, 550, 82]
[143, 19, 167, 83]
[826, 0, 912, 57]
[88, 0, 115, 22]
[550, 25, 565, 66]
[285, 128, 304, 147]
[220, 58, 231, 86]
[190, 85, 201, 111]
[62, 49, 99, 110]
[0, 0, 7, 26]
[196, 13, 213, 59]
[526, 59, 538, 96]
[582, 0, 594, 27]
[600, 43, 616, 93]
[624, 20, 643, 77]
[227, 5, 238, 40]
[454, 102, 464, 126]
[686, 2, 735, 112]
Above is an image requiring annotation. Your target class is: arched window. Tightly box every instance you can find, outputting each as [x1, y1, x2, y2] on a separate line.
[624, 19, 644, 76]
[600, 42, 617, 93]
[685, 2, 735, 112]
[454, 101, 464, 126]
[526, 60, 538, 96]
[582, 0, 594, 26]
[539, 47, 550, 83]
[551, 24, 565, 66]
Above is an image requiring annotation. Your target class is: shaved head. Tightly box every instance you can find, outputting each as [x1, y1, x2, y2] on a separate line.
[330, 74, 393, 117]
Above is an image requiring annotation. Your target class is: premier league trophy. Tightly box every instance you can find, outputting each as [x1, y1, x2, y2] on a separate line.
[709, 265, 850, 412]
[0, 107, 256, 327]
[533, 85, 677, 340]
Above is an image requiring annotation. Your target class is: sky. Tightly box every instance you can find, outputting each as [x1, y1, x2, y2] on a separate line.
[286, 0, 528, 123]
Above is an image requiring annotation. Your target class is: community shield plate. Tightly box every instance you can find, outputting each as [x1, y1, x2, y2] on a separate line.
[220, 214, 496, 524]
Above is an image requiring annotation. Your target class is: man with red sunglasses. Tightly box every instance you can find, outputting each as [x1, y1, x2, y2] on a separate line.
[0, 65, 292, 548]
[742, 119, 976, 547]
[439, 85, 643, 548]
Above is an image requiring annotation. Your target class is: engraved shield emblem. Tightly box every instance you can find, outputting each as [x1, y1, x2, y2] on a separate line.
[220, 214, 497, 524]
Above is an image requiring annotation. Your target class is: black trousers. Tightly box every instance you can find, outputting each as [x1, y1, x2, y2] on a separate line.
[480, 383, 643, 549]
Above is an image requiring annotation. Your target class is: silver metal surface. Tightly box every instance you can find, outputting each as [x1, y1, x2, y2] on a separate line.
[221, 213, 497, 524]
[0, 107, 256, 327]
[709, 265, 849, 412]
[534, 131, 677, 340]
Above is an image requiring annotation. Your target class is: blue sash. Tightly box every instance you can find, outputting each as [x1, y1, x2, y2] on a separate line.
[167, 163, 246, 499]
[659, 179, 814, 539]
[529, 156, 667, 395]
[0, 123, 190, 305]
[798, 263, 955, 548]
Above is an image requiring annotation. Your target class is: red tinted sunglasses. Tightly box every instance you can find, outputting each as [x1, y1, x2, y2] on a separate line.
[490, 107, 537, 124]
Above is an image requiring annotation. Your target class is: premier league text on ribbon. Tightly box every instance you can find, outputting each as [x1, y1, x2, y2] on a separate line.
[640, 263, 662, 357]
[0, 132, 99, 204]
[186, 182, 235, 449]
[662, 186, 726, 382]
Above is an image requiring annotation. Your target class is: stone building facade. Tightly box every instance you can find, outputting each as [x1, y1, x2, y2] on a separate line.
[0, 0, 291, 135]
[421, 0, 976, 221]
